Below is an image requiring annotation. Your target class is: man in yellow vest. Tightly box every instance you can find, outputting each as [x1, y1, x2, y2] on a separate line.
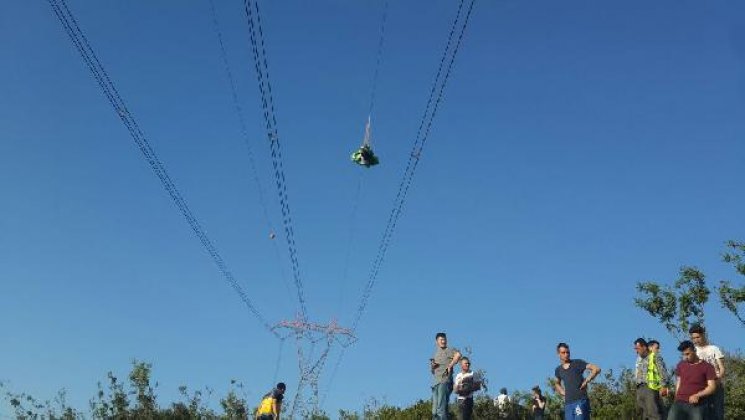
[634, 338, 670, 420]
[255, 382, 286, 420]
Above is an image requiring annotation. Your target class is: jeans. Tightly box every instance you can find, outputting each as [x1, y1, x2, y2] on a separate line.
[564, 398, 591, 420]
[456, 397, 473, 420]
[667, 401, 707, 420]
[432, 381, 452, 419]
[709, 381, 724, 420]
[636, 386, 663, 420]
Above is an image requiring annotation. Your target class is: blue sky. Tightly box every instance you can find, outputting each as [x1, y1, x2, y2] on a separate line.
[1, 0, 744, 417]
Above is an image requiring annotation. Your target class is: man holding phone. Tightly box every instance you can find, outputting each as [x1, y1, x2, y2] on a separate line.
[431, 332, 461, 420]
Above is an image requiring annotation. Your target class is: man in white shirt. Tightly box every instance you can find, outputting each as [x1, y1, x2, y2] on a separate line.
[494, 387, 511, 418]
[453, 357, 481, 420]
[689, 324, 725, 420]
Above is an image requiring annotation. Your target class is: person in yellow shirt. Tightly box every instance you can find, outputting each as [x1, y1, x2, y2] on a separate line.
[255, 382, 286, 420]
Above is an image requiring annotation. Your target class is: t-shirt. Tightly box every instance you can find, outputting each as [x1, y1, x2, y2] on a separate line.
[695, 344, 724, 378]
[432, 346, 459, 385]
[495, 393, 510, 407]
[675, 360, 716, 403]
[555, 359, 588, 404]
[454, 371, 481, 399]
[257, 389, 284, 414]
[532, 396, 546, 415]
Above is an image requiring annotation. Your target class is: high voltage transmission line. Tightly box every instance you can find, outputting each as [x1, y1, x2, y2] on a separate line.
[242, 0, 309, 323]
[47, 0, 476, 415]
[207, 0, 295, 308]
[324, 0, 477, 400]
[351, 0, 477, 333]
[46, 0, 277, 337]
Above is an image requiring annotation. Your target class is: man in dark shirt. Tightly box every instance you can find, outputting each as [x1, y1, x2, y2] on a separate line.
[667, 340, 717, 420]
[553, 342, 601, 420]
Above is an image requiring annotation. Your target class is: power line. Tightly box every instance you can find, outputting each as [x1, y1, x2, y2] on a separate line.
[339, 0, 390, 321]
[336, 173, 364, 319]
[243, 0, 308, 322]
[351, 0, 477, 332]
[322, 0, 477, 401]
[47, 0, 277, 337]
[367, 0, 390, 118]
[207, 0, 295, 307]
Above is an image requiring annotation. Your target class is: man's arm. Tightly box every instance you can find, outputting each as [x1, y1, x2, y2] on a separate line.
[446, 350, 462, 374]
[715, 357, 726, 380]
[674, 376, 681, 398]
[656, 355, 670, 385]
[688, 379, 716, 404]
[272, 399, 282, 420]
[580, 363, 601, 390]
[656, 355, 671, 396]
[554, 378, 565, 397]
[453, 373, 463, 392]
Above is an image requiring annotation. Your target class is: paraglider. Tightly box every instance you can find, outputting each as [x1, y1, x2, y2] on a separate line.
[351, 116, 379, 168]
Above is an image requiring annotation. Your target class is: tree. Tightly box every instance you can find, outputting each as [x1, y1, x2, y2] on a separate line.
[718, 240, 745, 326]
[722, 352, 745, 419]
[219, 380, 248, 419]
[635, 266, 709, 340]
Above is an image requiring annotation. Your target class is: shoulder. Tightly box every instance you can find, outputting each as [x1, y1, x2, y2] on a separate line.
[710, 345, 724, 357]
[574, 359, 588, 368]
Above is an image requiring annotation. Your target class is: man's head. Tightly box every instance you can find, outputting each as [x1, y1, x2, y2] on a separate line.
[435, 332, 448, 349]
[557, 342, 570, 363]
[460, 357, 471, 373]
[648, 340, 660, 353]
[276, 382, 286, 394]
[634, 337, 649, 357]
[677, 340, 699, 363]
[500, 387, 508, 396]
[689, 324, 708, 347]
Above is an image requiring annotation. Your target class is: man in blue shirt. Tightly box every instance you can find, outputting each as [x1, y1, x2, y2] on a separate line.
[554, 342, 601, 420]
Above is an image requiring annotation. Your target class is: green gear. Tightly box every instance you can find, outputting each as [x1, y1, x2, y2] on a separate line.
[351, 145, 379, 167]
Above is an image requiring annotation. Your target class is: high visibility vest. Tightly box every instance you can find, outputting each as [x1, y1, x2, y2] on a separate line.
[647, 352, 662, 391]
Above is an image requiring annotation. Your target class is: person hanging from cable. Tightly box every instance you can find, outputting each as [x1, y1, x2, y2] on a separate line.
[351, 116, 379, 168]
[255, 382, 286, 420]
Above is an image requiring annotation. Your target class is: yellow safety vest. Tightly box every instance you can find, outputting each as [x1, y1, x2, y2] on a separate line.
[647, 352, 662, 391]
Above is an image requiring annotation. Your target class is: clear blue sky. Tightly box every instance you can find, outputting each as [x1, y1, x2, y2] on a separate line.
[2, 0, 744, 417]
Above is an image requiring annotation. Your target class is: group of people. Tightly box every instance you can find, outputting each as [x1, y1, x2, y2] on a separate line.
[430, 332, 552, 420]
[430, 325, 726, 420]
